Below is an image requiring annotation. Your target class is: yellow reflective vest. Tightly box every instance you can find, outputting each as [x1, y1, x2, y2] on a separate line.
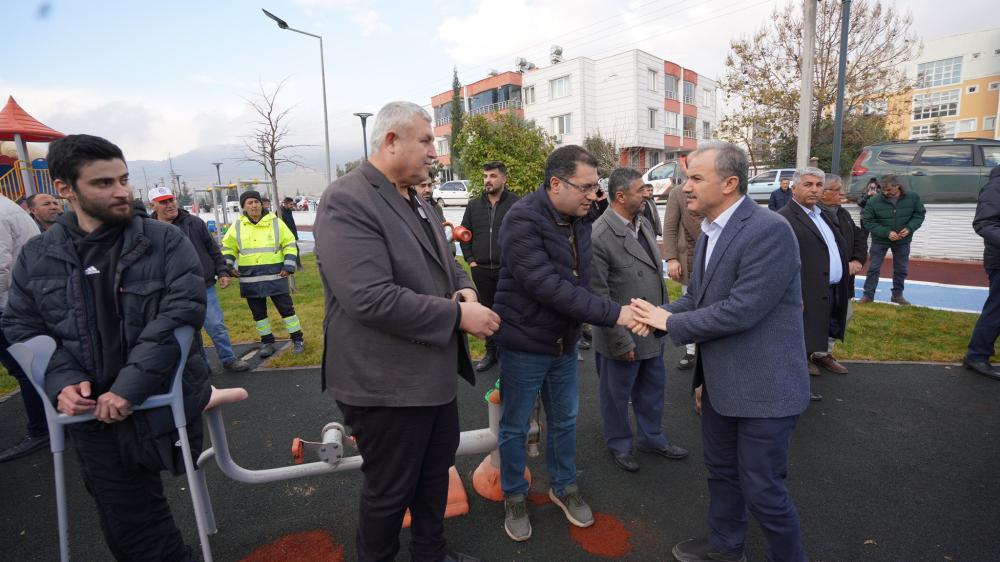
[221, 212, 298, 298]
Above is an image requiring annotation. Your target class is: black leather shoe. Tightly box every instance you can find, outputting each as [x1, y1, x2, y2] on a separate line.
[638, 443, 689, 460]
[672, 537, 746, 562]
[0, 434, 49, 463]
[963, 358, 1000, 381]
[611, 450, 639, 472]
[475, 350, 497, 371]
[810, 392, 823, 401]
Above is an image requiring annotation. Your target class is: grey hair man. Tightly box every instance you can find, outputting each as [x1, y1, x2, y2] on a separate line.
[315, 100, 497, 562]
[629, 140, 810, 562]
[25, 193, 63, 231]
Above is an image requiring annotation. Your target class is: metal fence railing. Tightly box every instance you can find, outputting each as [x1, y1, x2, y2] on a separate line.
[0, 162, 56, 202]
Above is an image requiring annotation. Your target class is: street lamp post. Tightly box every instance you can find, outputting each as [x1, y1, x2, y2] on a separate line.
[211, 162, 229, 226]
[262, 8, 332, 185]
[354, 112, 374, 159]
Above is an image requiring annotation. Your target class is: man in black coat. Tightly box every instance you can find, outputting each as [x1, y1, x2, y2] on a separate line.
[965, 165, 1000, 381]
[777, 168, 849, 400]
[3, 134, 211, 561]
[460, 161, 521, 371]
[150, 187, 250, 372]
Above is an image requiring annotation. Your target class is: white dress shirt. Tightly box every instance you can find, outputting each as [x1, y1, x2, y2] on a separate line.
[701, 196, 746, 272]
[794, 200, 843, 285]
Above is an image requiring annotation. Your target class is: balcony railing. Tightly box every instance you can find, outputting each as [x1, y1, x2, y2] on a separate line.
[665, 91, 677, 100]
[683, 130, 698, 139]
[665, 127, 680, 136]
[470, 98, 523, 116]
[683, 95, 696, 105]
[435, 115, 452, 127]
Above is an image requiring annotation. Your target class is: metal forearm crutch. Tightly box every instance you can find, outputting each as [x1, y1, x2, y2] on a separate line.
[8, 325, 213, 562]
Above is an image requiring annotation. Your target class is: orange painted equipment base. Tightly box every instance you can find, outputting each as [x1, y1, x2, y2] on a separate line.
[402, 466, 468, 528]
[471, 454, 531, 502]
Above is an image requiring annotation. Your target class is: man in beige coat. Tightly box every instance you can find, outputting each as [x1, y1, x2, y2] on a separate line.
[662, 182, 702, 370]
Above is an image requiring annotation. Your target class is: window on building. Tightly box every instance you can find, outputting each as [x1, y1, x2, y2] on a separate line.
[702, 90, 713, 107]
[648, 108, 658, 129]
[523, 85, 536, 105]
[433, 104, 454, 127]
[918, 145, 973, 166]
[967, 85, 979, 94]
[683, 81, 696, 104]
[437, 138, 450, 156]
[910, 121, 956, 139]
[912, 89, 960, 120]
[957, 119, 977, 133]
[552, 113, 572, 135]
[916, 57, 963, 88]
[664, 75, 679, 100]
[648, 69, 658, 91]
[985, 116, 997, 132]
[988, 82, 1000, 91]
[665, 112, 679, 136]
[702, 121, 711, 139]
[862, 100, 888, 116]
[550, 76, 571, 99]
[630, 151, 640, 168]
[648, 151, 660, 167]
[683, 115, 697, 138]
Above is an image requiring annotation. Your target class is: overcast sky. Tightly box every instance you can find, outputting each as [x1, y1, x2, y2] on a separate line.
[4, 0, 997, 189]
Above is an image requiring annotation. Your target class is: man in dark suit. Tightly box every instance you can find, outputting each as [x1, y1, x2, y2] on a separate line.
[314, 101, 499, 562]
[965, 165, 1000, 380]
[777, 168, 850, 401]
[630, 141, 810, 562]
[591, 168, 687, 473]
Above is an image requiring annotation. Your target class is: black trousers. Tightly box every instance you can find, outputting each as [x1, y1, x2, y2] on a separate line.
[0, 313, 47, 438]
[246, 292, 302, 343]
[337, 399, 460, 562]
[470, 266, 499, 352]
[70, 425, 193, 562]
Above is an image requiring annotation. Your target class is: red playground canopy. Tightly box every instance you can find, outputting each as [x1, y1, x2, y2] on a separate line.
[0, 96, 64, 142]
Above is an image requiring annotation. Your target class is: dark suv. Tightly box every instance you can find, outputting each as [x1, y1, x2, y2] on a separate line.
[847, 138, 1000, 203]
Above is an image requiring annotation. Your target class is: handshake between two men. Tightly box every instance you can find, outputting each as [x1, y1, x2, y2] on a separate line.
[615, 298, 670, 339]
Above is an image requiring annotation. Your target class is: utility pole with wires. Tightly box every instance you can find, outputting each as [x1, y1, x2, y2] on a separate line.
[796, 0, 818, 168]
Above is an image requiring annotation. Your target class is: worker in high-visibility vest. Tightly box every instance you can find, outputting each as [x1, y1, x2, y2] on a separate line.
[222, 190, 304, 356]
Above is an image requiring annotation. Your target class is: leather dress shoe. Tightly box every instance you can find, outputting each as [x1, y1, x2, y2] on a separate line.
[0, 434, 49, 463]
[857, 295, 874, 304]
[638, 443, 689, 460]
[812, 354, 848, 374]
[475, 350, 498, 371]
[963, 358, 1000, 381]
[672, 537, 747, 562]
[611, 450, 639, 472]
[891, 294, 912, 305]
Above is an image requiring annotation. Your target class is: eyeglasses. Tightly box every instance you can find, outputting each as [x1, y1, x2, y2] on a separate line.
[557, 176, 601, 194]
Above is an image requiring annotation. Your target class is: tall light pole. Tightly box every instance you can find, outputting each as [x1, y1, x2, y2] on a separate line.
[262, 8, 332, 185]
[796, 0, 818, 168]
[211, 162, 229, 226]
[354, 112, 374, 159]
[830, 0, 852, 175]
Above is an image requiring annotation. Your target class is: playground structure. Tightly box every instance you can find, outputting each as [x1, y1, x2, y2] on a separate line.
[0, 96, 63, 201]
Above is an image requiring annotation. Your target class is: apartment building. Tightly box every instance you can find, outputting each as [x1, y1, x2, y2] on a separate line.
[429, 48, 718, 178]
[902, 27, 1000, 140]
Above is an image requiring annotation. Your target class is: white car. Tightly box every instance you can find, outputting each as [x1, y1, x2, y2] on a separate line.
[747, 168, 796, 203]
[433, 180, 470, 206]
[642, 161, 686, 200]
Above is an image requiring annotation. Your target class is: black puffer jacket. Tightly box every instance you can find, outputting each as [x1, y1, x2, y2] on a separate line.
[3, 213, 211, 435]
[974, 165, 1000, 269]
[459, 189, 520, 269]
[153, 209, 228, 287]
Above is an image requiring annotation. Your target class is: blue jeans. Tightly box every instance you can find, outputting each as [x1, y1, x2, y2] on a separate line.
[204, 286, 236, 364]
[862, 242, 910, 298]
[498, 346, 579, 496]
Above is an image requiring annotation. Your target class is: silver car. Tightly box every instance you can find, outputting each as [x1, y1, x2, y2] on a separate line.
[747, 168, 796, 203]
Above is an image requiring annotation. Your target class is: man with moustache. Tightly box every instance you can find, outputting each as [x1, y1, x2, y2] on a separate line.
[416, 179, 455, 257]
[3, 134, 211, 561]
[630, 141, 810, 562]
[26, 192, 63, 231]
[460, 161, 520, 371]
[315, 101, 498, 562]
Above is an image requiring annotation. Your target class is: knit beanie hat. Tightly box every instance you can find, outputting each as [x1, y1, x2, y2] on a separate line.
[240, 190, 262, 208]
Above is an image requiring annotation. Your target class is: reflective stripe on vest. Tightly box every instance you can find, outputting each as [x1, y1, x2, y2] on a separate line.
[239, 274, 285, 284]
[234, 215, 282, 254]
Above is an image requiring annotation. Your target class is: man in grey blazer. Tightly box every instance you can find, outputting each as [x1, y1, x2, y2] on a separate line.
[631, 141, 810, 562]
[314, 101, 499, 562]
[591, 167, 687, 473]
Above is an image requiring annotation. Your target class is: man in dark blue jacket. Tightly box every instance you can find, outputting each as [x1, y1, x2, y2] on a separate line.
[965, 165, 1000, 381]
[493, 145, 638, 542]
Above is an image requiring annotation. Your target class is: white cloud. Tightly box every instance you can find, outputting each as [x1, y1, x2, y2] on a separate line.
[353, 9, 391, 36]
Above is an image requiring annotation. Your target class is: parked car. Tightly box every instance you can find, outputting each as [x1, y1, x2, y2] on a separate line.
[847, 138, 1000, 203]
[433, 180, 470, 206]
[642, 160, 687, 200]
[746, 168, 796, 203]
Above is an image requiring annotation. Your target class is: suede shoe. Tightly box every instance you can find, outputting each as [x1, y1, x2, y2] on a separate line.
[475, 350, 497, 371]
[963, 358, 1000, 381]
[223, 359, 250, 372]
[891, 294, 912, 305]
[549, 484, 594, 527]
[503, 494, 532, 542]
[258, 343, 276, 358]
[0, 434, 49, 463]
[856, 295, 874, 304]
[812, 354, 848, 374]
[672, 537, 747, 562]
[611, 450, 639, 472]
[637, 443, 689, 460]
